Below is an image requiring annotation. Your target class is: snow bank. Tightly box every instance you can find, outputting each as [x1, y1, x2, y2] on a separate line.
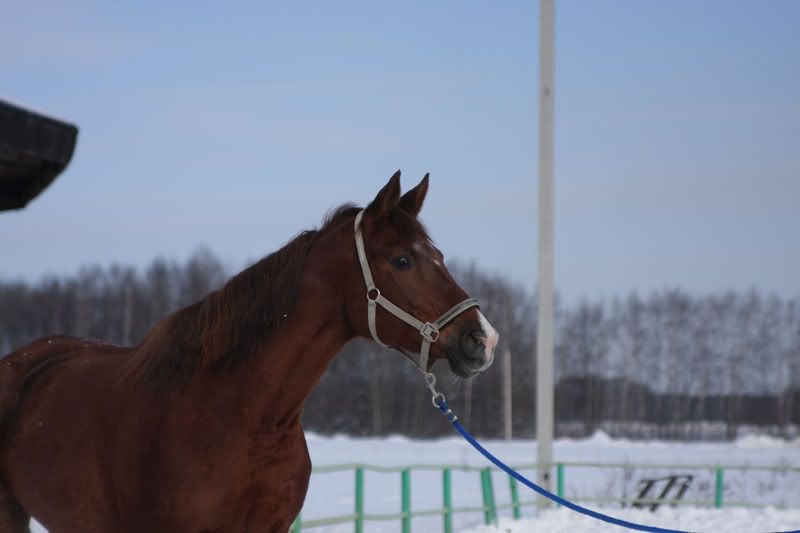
[735, 433, 799, 449]
[465, 507, 800, 533]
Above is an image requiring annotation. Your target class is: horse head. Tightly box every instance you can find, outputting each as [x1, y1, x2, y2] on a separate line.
[345, 170, 499, 378]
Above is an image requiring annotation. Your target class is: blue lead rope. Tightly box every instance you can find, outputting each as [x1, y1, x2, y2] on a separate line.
[435, 398, 800, 533]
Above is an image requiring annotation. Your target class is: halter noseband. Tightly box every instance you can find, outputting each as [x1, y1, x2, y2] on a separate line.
[354, 210, 479, 371]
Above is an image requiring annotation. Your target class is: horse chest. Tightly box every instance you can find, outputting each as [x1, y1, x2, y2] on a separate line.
[246, 426, 307, 473]
[215, 426, 312, 529]
[178, 421, 310, 492]
[135, 426, 310, 532]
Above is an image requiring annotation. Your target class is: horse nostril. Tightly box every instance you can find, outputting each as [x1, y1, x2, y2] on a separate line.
[468, 330, 487, 348]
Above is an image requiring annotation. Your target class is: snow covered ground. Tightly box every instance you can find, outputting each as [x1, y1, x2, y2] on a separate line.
[465, 507, 800, 533]
[31, 431, 799, 532]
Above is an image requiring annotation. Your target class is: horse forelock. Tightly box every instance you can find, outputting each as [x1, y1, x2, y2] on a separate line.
[383, 207, 433, 250]
[126, 204, 362, 387]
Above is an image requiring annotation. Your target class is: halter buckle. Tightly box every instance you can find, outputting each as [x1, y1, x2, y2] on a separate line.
[420, 322, 439, 343]
[367, 287, 381, 302]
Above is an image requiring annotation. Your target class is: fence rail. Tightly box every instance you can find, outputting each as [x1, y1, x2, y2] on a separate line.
[290, 461, 800, 532]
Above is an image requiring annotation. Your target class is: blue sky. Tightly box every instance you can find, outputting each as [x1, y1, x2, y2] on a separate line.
[1, 0, 798, 302]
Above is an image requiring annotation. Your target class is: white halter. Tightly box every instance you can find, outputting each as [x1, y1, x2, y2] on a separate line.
[353, 210, 479, 371]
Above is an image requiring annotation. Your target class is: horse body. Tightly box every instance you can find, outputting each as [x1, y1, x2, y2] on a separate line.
[3, 337, 315, 532]
[2, 230, 350, 533]
[0, 172, 498, 532]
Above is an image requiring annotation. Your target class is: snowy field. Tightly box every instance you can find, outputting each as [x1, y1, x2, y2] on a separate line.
[31, 431, 799, 532]
[465, 507, 800, 533]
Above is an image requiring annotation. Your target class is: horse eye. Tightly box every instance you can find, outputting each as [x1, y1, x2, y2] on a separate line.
[390, 256, 412, 271]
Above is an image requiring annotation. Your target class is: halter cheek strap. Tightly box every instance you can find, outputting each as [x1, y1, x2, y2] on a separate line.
[354, 210, 479, 371]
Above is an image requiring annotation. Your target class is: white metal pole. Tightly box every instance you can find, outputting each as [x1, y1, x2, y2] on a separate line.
[503, 346, 513, 440]
[536, 0, 555, 510]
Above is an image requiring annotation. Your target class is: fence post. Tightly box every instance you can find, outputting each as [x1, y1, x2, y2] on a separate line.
[443, 468, 453, 533]
[714, 468, 724, 508]
[355, 467, 364, 533]
[480, 468, 497, 525]
[556, 463, 564, 504]
[402, 468, 411, 533]
[290, 513, 301, 533]
[509, 474, 521, 519]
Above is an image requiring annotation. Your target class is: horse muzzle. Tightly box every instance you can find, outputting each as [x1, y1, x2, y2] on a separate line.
[444, 315, 499, 378]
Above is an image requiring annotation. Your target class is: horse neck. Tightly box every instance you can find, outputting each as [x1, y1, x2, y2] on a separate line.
[224, 223, 356, 427]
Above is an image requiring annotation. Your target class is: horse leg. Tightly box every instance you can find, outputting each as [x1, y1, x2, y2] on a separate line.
[0, 486, 30, 533]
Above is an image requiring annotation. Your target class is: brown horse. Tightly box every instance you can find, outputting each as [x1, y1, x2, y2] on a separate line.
[0, 171, 498, 533]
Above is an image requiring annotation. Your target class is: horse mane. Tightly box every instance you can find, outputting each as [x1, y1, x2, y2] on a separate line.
[125, 204, 360, 386]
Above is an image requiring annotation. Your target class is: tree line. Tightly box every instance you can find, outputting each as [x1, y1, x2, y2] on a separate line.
[1, 249, 798, 441]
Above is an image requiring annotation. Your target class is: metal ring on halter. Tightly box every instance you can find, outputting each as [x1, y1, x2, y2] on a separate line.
[367, 287, 381, 301]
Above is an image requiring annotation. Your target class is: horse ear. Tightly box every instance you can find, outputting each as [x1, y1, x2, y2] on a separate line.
[366, 170, 402, 218]
[398, 173, 429, 217]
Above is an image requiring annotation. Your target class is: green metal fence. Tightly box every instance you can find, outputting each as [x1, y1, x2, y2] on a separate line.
[290, 461, 799, 532]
